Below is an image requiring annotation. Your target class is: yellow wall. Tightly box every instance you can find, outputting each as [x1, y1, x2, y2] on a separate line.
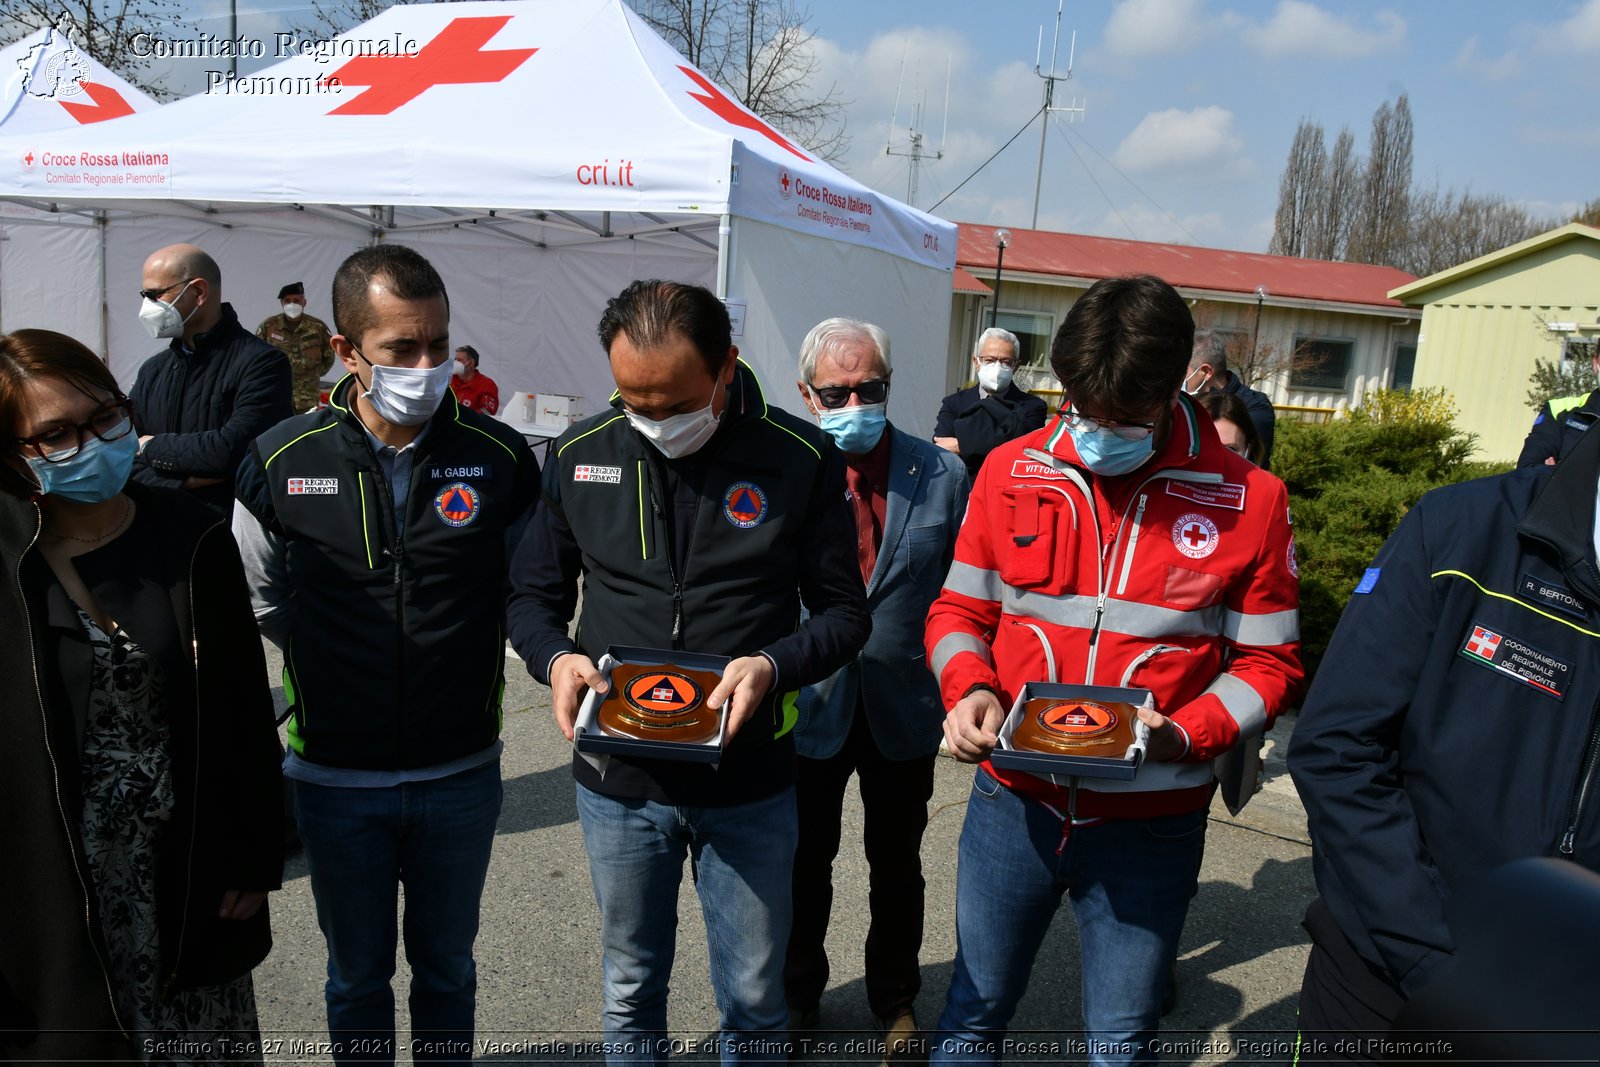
[1408, 240, 1600, 463]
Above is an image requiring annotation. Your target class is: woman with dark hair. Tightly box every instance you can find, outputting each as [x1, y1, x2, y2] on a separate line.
[1196, 389, 1265, 466]
[0, 329, 282, 1063]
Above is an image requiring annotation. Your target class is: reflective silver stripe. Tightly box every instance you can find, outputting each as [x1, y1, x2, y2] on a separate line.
[943, 561, 1003, 602]
[998, 588, 1222, 640]
[1223, 607, 1300, 646]
[1101, 598, 1222, 639]
[1204, 673, 1268, 736]
[930, 632, 992, 678]
[1001, 588, 1101, 630]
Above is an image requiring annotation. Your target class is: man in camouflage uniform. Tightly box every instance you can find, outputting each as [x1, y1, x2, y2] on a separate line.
[257, 281, 335, 412]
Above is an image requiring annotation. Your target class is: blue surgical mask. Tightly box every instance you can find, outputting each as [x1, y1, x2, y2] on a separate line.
[26, 425, 138, 503]
[818, 403, 887, 454]
[1068, 422, 1155, 476]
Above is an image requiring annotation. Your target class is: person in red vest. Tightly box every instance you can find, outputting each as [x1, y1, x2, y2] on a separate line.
[449, 344, 500, 414]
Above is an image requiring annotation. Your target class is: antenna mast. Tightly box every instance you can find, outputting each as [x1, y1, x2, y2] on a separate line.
[1032, 1, 1086, 229]
[886, 53, 950, 208]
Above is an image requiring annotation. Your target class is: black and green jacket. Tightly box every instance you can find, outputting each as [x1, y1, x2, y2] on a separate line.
[235, 376, 540, 771]
[506, 361, 871, 804]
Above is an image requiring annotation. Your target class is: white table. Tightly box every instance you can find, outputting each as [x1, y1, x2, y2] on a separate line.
[494, 415, 564, 457]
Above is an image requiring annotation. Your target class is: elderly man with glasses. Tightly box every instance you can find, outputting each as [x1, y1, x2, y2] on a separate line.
[785, 318, 969, 1058]
[924, 275, 1303, 1067]
[933, 327, 1049, 478]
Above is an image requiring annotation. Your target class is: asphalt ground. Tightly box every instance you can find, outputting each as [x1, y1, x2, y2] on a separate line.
[250, 643, 1317, 1065]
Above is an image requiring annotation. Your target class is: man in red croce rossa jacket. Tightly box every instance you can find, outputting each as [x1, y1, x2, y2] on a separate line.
[924, 274, 1303, 1067]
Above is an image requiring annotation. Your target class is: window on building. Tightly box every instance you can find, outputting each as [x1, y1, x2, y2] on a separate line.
[1290, 337, 1354, 391]
[993, 310, 1054, 368]
[1562, 338, 1597, 370]
[1392, 344, 1417, 391]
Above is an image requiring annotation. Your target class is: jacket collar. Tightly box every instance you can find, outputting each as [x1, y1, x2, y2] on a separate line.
[1517, 419, 1600, 604]
[173, 302, 242, 357]
[0, 491, 42, 557]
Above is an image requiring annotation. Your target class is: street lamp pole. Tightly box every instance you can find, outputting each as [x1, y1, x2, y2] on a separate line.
[1251, 285, 1268, 359]
[989, 228, 1012, 330]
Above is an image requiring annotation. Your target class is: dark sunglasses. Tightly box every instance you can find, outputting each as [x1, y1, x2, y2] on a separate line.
[137, 278, 193, 302]
[809, 379, 890, 409]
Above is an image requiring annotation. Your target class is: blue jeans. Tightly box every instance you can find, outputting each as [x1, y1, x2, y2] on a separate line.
[293, 760, 502, 1065]
[575, 782, 798, 1067]
[930, 769, 1206, 1067]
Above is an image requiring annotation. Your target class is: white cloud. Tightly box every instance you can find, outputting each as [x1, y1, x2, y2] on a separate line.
[1113, 105, 1245, 174]
[1240, 0, 1406, 59]
[1451, 36, 1522, 84]
[1103, 0, 1210, 58]
[1531, 0, 1600, 52]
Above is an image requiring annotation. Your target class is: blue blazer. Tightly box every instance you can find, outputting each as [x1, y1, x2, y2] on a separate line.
[794, 425, 971, 761]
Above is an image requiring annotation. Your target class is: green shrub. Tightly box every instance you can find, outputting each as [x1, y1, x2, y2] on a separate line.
[1274, 389, 1509, 680]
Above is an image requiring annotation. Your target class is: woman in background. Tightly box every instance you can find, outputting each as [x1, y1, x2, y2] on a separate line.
[0, 329, 282, 1063]
[1197, 390, 1265, 466]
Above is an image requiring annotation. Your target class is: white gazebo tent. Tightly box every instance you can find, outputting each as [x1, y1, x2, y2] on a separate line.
[0, 0, 956, 433]
[0, 24, 159, 350]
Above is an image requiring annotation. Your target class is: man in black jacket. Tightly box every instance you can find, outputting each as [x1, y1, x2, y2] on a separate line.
[130, 243, 292, 513]
[1187, 328, 1276, 469]
[1288, 425, 1600, 1062]
[507, 280, 870, 1063]
[933, 327, 1049, 477]
[234, 245, 539, 1064]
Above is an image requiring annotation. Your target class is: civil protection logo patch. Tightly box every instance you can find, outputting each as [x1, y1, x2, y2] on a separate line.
[623, 671, 704, 716]
[722, 481, 768, 528]
[434, 481, 480, 527]
[1036, 700, 1119, 740]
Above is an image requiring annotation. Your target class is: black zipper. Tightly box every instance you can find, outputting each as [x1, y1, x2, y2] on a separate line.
[371, 457, 407, 762]
[165, 521, 211, 996]
[18, 505, 129, 1036]
[1559, 706, 1600, 856]
[643, 464, 684, 645]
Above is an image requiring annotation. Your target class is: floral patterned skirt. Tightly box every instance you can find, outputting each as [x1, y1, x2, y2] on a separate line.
[77, 611, 263, 1065]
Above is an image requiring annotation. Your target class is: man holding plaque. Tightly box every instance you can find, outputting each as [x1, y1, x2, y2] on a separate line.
[924, 275, 1303, 1066]
[1289, 417, 1600, 1059]
[507, 280, 870, 1064]
[786, 318, 970, 1054]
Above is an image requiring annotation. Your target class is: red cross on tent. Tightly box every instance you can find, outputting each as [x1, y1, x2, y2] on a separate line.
[59, 82, 135, 124]
[677, 65, 809, 161]
[325, 16, 538, 116]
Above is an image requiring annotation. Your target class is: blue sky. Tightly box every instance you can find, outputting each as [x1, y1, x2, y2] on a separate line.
[133, 0, 1600, 252]
[797, 0, 1599, 250]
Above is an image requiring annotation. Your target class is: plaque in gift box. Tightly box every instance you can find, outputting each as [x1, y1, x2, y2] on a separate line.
[991, 683, 1149, 782]
[574, 646, 729, 761]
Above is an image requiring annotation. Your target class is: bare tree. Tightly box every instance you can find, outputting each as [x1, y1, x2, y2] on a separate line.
[633, 0, 848, 160]
[3, 0, 185, 98]
[295, 0, 470, 42]
[1268, 119, 1324, 258]
[1348, 94, 1413, 267]
[1308, 127, 1358, 261]
[1575, 197, 1600, 228]
[1400, 186, 1554, 276]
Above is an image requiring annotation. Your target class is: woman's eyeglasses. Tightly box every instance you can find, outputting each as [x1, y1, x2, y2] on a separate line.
[18, 399, 136, 463]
